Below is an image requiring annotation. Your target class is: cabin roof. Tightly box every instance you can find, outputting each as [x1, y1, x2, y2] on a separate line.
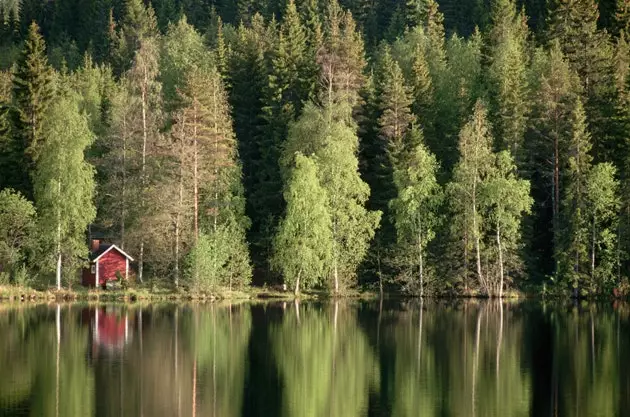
[91, 244, 134, 262]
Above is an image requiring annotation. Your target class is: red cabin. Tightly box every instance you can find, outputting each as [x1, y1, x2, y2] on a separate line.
[82, 239, 134, 287]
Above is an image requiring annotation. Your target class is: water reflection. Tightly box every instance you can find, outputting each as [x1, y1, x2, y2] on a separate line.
[0, 300, 628, 417]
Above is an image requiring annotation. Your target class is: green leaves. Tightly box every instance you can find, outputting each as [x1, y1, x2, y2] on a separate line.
[33, 92, 96, 282]
[273, 153, 333, 293]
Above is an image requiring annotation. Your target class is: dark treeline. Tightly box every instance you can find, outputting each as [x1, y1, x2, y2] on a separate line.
[1, 0, 630, 297]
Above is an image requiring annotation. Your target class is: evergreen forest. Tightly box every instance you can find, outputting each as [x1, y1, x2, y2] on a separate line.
[1, 0, 630, 298]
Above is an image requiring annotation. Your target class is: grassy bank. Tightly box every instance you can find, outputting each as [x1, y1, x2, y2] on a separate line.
[0, 285, 385, 303]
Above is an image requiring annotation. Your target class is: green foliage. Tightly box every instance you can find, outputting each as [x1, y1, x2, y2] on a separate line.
[283, 101, 381, 291]
[273, 153, 333, 294]
[390, 127, 442, 294]
[0, 188, 36, 279]
[33, 91, 96, 286]
[186, 224, 251, 292]
[10, 22, 55, 195]
[584, 163, 620, 291]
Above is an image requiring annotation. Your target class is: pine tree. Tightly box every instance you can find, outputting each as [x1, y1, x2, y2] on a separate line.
[273, 153, 333, 295]
[11, 22, 55, 196]
[255, 0, 315, 277]
[176, 67, 252, 288]
[33, 92, 96, 290]
[319, 0, 367, 109]
[390, 127, 442, 296]
[126, 36, 162, 283]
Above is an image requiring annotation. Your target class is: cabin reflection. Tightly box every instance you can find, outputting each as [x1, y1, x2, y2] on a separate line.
[82, 306, 132, 358]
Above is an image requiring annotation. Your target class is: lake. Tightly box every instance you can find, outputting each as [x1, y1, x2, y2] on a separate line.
[0, 300, 628, 417]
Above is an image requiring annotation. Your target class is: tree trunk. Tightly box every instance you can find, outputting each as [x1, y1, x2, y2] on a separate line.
[56, 179, 62, 291]
[377, 244, 383, 299]
[553, 134, 560, 273]
[472, 186, 484, 294]
[121, 115, 127, 249]
[294, 269, 301, 297]
[193, 112, 199, 242]
[139, 65, 148, 284]
[333, 221, 339, 295]
[174, 166, 182, 289]
[592, 214, 596, 280]
[418, 220, 424, 298]
[497, 221, 504, 298]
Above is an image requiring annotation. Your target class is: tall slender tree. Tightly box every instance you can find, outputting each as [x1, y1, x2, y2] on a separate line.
[390, 127, 442, 296]
[273, 153, 333, 295]
[33, 92, 96, 290]
[11, 22, 55, 196]
[447, 101, 494, 294]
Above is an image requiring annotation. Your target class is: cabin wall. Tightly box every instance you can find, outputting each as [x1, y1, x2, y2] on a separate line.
[98, 251, 127, 285]
[82, 268, 95, 287]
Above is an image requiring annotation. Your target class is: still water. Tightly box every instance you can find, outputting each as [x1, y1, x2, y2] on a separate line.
[0, 300, 628, 417]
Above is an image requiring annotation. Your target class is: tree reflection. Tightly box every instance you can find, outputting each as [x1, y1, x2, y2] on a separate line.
[0, 301, 629, 417]
[271, 301, 379, 417]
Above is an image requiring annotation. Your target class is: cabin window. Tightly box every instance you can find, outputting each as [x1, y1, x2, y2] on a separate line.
[91, 264, 96, 274]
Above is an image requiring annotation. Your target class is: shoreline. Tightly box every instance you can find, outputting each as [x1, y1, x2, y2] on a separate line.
[0, 285, 623, 303]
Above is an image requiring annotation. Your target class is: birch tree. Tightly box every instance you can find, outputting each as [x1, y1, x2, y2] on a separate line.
[447, 101, 494, 294]
[33, 92, 96, 290]
[273, 153, 333, 295]
[390, 127, 441, 296]
[482, 151, 532, 297]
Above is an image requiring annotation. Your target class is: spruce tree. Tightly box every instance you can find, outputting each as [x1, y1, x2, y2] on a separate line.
[487, 0, 530, 158]
[373, 47, 416, 245]
[272, 153, 333, 295]
[547, 0, 615, 163]
[11, 22, 55, 195]
[227, 16, 275, 273]
[528, 41, 579, 276]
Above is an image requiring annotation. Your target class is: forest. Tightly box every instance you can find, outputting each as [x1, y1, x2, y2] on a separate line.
[0, 0, 630, 297]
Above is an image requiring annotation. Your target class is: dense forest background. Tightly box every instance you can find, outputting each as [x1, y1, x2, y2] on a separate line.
[1, 0, 630, 297]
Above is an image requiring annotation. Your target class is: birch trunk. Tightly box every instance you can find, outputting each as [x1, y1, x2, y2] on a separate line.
[294, 269, 302, 297]
[56, 179, 62, 291]
[138, 64, 148, 284]
[497, 221, 504, 298]
[472, 184, 484, 294]
[591, 214, 596, 279]
[418, 219, 424, 298]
